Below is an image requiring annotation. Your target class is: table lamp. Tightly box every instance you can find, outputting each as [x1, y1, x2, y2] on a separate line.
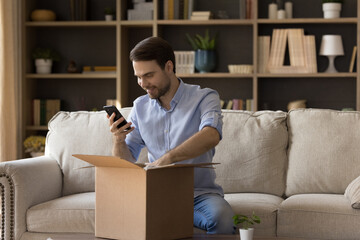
[319, 35, 344, 73]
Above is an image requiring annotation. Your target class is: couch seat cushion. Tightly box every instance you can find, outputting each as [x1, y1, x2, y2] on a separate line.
[27, 192, 95, 233]
[278, 194, 360, 240]
[215, 110, 288, 197]
[225, 193, 284, 237]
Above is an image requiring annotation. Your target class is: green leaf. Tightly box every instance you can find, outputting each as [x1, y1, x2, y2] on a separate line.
[185, 29, 217, 50]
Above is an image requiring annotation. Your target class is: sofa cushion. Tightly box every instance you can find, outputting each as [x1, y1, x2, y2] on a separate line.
[345, 175, 360, 209]
[277, 194, 360, 239]
[286, 109, 360, 196]
[214, 110, 288, 197]
[225, 193, 283, 237]
[27, 192, 95, 233]
[45, 108, 132, 195]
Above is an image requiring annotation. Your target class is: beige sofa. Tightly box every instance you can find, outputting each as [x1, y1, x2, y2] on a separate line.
[1, 108, 360, 240]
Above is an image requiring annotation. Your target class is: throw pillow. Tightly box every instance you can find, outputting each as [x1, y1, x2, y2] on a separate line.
[345, 175, 360, 209]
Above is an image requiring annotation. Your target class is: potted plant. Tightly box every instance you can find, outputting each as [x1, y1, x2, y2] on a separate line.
[23, 135, 46, 157]
[233, 212, 261, 240]
[32, 47, 60, 74]
[104, 7, 115, 21]
[186, 29, 217, 73]
[322, 0, 343, 19]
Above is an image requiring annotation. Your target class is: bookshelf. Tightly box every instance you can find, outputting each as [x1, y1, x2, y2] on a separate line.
[20, 0, 359, 155]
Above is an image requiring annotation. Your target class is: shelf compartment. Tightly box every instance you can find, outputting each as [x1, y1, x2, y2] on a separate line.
[26, 73, 117, 79]
[178, 73, 253, 78]
[26, 126, 48, 131]
[257, 18, 358, 24]
[25, 21, 117, 27]
[120, 20, 154, 27]
[257, 73, 357, 78]
[157, 19, 254, 26]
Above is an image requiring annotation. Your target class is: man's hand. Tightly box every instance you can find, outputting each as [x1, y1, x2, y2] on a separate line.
[107, 113, 134, 143]
[146, 126, 220, 168]
[146, 154, 173, 167]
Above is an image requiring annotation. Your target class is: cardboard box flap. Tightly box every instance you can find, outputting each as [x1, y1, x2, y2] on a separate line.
[144, 162, 218, 170]
[73, 154, 144, 169]
[73, 154, 219, 170]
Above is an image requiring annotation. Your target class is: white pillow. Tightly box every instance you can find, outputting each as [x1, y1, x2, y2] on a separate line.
[345, 175, 360, 209]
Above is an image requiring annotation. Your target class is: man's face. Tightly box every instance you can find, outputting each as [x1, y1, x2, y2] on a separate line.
[133, 60, 171, 99]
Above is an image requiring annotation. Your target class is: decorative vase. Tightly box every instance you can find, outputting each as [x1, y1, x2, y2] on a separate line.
[239, 228, 254, 240]
[35, 59, 53, 74]
[195, 50, 216, 73]
[105, 15, 113, 21]
[30, 151, 44, 157]
[322, 3, 342, 19]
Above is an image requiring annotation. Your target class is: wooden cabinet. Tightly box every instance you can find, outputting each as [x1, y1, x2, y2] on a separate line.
[20, 0, 359, 154]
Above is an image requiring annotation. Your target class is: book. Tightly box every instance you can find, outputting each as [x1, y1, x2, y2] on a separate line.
[303, 35, 317, 73]
[226, 100, 233, 109]
[192, 11, 212, 16]
[349, 46, 357, 73]
[33, 99, 61, 126]
[239, 0, 246, 19]
[268, 29, 287, 70]
[288, 29, 306, 67]
[258, 36, 271, 73]
[232, 99, 239, 110]
[220, 99, 225, 109]
[163, 0, 169, 19]
[190, 11, 213, 20]
[168, 0, 174, 19]
[82, 66, 117, 74]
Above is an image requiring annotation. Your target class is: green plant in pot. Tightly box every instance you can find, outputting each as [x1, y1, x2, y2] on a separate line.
[322, 0, 343, 19]
[186, 29, 217, 73]
[233, 212, 261, 240]
[32, 47, 60, 74]
[104, 7, 115, 21]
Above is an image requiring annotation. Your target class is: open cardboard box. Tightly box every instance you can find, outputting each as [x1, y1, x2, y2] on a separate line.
[73, 154, 216, 240]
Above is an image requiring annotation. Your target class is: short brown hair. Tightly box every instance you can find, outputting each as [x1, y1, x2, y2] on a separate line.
[129, 37, 176, 73]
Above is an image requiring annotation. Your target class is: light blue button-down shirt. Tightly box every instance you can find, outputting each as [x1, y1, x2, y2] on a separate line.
[125, 79, 224, 197]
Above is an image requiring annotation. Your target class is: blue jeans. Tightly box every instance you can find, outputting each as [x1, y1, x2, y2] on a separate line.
[193, 193, 235, 234]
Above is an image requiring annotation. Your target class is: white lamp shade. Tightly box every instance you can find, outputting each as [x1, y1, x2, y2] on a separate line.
[319, 35, 344, 56]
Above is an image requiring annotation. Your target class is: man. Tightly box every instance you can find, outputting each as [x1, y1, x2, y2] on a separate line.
[108, 36, 235, 234]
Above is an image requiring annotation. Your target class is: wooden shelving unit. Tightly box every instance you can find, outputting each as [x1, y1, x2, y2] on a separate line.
[19, 0, 360, 156]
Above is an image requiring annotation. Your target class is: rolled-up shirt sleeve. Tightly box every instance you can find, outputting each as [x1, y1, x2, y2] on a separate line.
[198, 91, 223, 139]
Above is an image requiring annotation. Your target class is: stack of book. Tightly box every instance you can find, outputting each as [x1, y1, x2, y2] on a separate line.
[33, 99, 61, 126]
[69, 0, 87, 21]
[220, 99, 254, 111]
[190, 11, 213, 20]
[82, 66, 116, 74]
[162, 0, 194, 20]
[128, 0, 154, 20]
[174, 51, 195, 74]
[264, 28, 317, 74]
[240, 0, 254, 19]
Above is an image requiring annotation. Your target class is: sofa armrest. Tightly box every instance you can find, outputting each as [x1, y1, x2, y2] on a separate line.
[0, 156, 62, 240]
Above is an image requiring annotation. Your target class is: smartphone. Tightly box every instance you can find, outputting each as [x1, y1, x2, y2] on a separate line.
[103, 105, 131, 130]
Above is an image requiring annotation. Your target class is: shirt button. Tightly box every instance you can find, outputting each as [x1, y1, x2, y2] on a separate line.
[164, 130, 168, 133]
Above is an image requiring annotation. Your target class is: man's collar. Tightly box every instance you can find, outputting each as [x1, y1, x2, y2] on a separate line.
[152, 78, 184, 112]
